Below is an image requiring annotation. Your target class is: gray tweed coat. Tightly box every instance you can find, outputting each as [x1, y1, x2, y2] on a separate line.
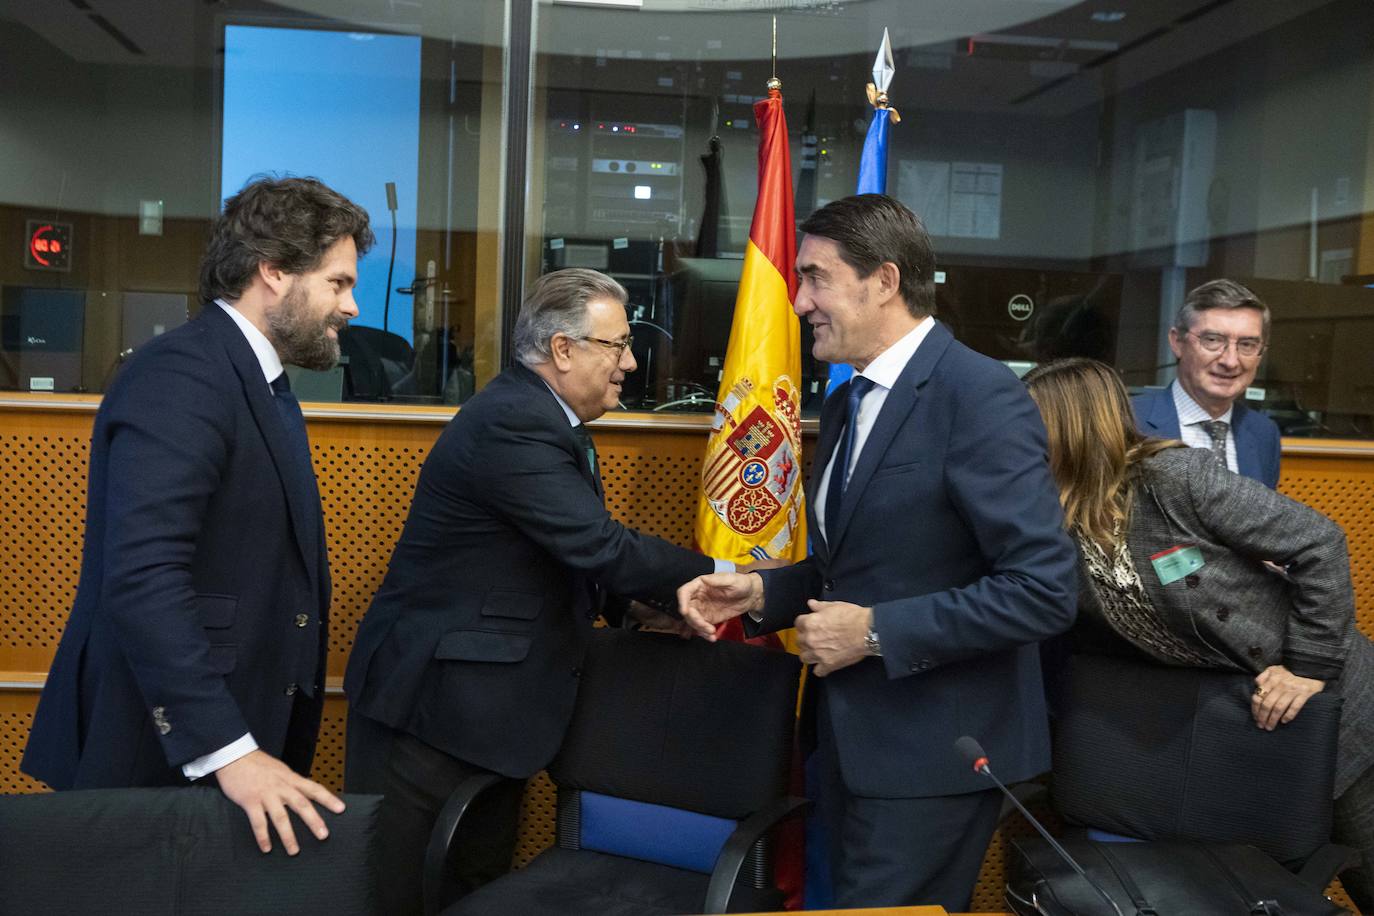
[1079, 447, 1374, 795]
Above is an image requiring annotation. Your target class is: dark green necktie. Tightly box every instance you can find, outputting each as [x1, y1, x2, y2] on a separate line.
[571, 423, 599, 484]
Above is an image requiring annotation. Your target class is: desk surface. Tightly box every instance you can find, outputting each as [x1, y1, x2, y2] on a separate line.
[724, 909, 1011, 915]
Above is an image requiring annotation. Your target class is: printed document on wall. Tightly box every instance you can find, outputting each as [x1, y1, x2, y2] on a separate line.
[896, 160, 1002, 240]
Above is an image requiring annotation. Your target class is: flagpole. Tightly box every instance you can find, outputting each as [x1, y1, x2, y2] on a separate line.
[770, 14, 779, 89]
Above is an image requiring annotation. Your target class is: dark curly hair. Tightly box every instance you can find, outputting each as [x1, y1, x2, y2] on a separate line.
[199, 176, 375, 303]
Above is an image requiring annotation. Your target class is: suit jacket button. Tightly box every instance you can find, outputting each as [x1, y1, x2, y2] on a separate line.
[572, 668, 582, 678]
[294, 613, 309, 628]
[1184, 574, 1200, 589]
[284, 683, 299, 696]
[1216, 607, 1230, 622]
[158, 721, 171, 735]
[911, 659, 932, 672]
[1248, 646, 1264, 661]
[823, 579, 835, 591]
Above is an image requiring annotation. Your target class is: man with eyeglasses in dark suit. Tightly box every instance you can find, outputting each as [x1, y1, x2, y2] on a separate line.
[344, 267, 737, 916]
[1133, 279, 1281, 487]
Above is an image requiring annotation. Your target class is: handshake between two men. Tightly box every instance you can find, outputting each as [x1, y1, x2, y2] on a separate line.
[666, 562, 879, 678]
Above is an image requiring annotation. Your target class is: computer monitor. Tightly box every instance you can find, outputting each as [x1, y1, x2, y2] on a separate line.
[0, 286, 86, 392]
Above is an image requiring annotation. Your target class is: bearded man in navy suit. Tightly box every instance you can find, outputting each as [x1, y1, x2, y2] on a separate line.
[23, 176, 372, 856]
[679, 194, 1077, 911]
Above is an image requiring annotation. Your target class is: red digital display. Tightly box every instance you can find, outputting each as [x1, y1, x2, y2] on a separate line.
[24, 220, 72, 272]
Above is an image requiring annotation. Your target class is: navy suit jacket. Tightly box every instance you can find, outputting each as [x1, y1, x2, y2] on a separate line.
[344, 364, 714, 779]
[23, 304, 328, 789]
[751, 321, 1077, 797]
[1131, 384, 1281, 488]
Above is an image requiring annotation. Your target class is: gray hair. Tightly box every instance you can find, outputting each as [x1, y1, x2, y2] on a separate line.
[513, 268, 628, 367]
[1175, 279, 1270, 340]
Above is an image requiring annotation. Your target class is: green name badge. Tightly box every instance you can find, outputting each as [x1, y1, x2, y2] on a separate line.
[1150, 544, 1204, 585]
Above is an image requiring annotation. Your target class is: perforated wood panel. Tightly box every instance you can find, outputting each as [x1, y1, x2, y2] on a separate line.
[513, 771, 559, 868]
[0, 416, 91, 673]
[3, 401, 1373, 914]
[1279, 455, 1374, 641]
[0, 693, 49, 793]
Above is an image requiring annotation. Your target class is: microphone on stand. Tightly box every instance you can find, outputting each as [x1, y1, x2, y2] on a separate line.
[382, 181, 398, 333]
[955, 736, 1125, 916]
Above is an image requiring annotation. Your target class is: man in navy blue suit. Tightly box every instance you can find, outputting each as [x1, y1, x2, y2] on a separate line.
[344, 268, 732, 916]
[1132, 279, 1281, 487]
[23, 176, 373, 855]
[679, 194, 1076, 910]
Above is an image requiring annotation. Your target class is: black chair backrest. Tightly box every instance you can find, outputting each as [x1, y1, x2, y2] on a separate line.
[341, 325, 414, 399]
[549, 629, 801, 821]
[0, 787, 381, 916]
[1052, 653, 1341, 864]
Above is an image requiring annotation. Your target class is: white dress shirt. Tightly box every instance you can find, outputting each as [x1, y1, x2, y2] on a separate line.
[182, 301, 280, 780]
[813, 318, 936, 544]
[1171, 381, 1238, 473]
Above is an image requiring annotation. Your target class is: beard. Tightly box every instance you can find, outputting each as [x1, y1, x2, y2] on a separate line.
[266, 281, 345, 371]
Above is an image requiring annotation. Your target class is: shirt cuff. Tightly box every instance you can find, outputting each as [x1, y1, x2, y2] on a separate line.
[713, 558, 735, 574]
[182, 733, 258, 780]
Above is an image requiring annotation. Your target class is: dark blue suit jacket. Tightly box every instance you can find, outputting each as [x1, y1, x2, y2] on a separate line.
[752, 321, 1077, 797]
[1131, 384, 1281, 488]
[345, 364, 713, 779]
[23, 304, 328, 789]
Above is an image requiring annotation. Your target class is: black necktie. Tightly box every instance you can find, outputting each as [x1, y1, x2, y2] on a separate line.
[270, 372, 321, 554]
[825, 375, 874, 540]
[570, 423, 601, 494]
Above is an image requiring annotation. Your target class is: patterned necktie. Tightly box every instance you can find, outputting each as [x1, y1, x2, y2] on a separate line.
[570, 423, 601, 493]
[825, 375, 875, 540]
[1200, 419, 1229, 470]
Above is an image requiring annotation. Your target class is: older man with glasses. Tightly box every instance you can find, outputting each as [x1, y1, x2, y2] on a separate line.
[1133, 278, 1281, 487]
[343, 268, 736, 915]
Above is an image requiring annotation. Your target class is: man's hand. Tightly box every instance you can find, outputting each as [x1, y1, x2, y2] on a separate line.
[677, 572, 764, 641]
[626, 600, 693, 639]
[1252, 665, 1325, 730]
[214, 749, 346, 854]
[797, 599, 874, 677]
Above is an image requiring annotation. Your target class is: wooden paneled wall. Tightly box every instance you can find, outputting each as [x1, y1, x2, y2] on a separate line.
[2, 397, 1372, 909]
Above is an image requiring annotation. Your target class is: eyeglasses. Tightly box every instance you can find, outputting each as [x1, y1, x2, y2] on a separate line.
[578, 335, 634, 356]
[1184, 330, 1267, 358]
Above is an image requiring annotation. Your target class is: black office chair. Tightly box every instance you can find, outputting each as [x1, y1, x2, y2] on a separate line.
[1005, 652, 1354, 914]
[0, 786, 382, 915]
[424, 629, 805, 916]
[340, 325, 415, 400]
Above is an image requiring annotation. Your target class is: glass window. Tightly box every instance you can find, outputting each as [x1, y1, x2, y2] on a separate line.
[0, 0, 504, 404]
[4, 1, 1374, 439]
[529, 0, 1374, 437]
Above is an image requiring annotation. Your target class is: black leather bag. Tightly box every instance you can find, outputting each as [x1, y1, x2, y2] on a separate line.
[1006, 836, 1350, 916]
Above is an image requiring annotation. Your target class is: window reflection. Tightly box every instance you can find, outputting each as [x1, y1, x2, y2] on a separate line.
[1, 1, 1373, 437]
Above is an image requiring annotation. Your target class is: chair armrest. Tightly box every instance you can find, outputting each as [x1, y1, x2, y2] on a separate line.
[1295, 842, 1358, 890]
[422, 772, 519, 916]
[702, 796, 810, 915]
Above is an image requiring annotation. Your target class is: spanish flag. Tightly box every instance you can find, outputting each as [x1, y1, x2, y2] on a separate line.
[693, 84, 806, 571]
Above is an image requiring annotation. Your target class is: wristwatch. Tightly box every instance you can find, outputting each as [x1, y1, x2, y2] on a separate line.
[864, 626, 882, 657]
